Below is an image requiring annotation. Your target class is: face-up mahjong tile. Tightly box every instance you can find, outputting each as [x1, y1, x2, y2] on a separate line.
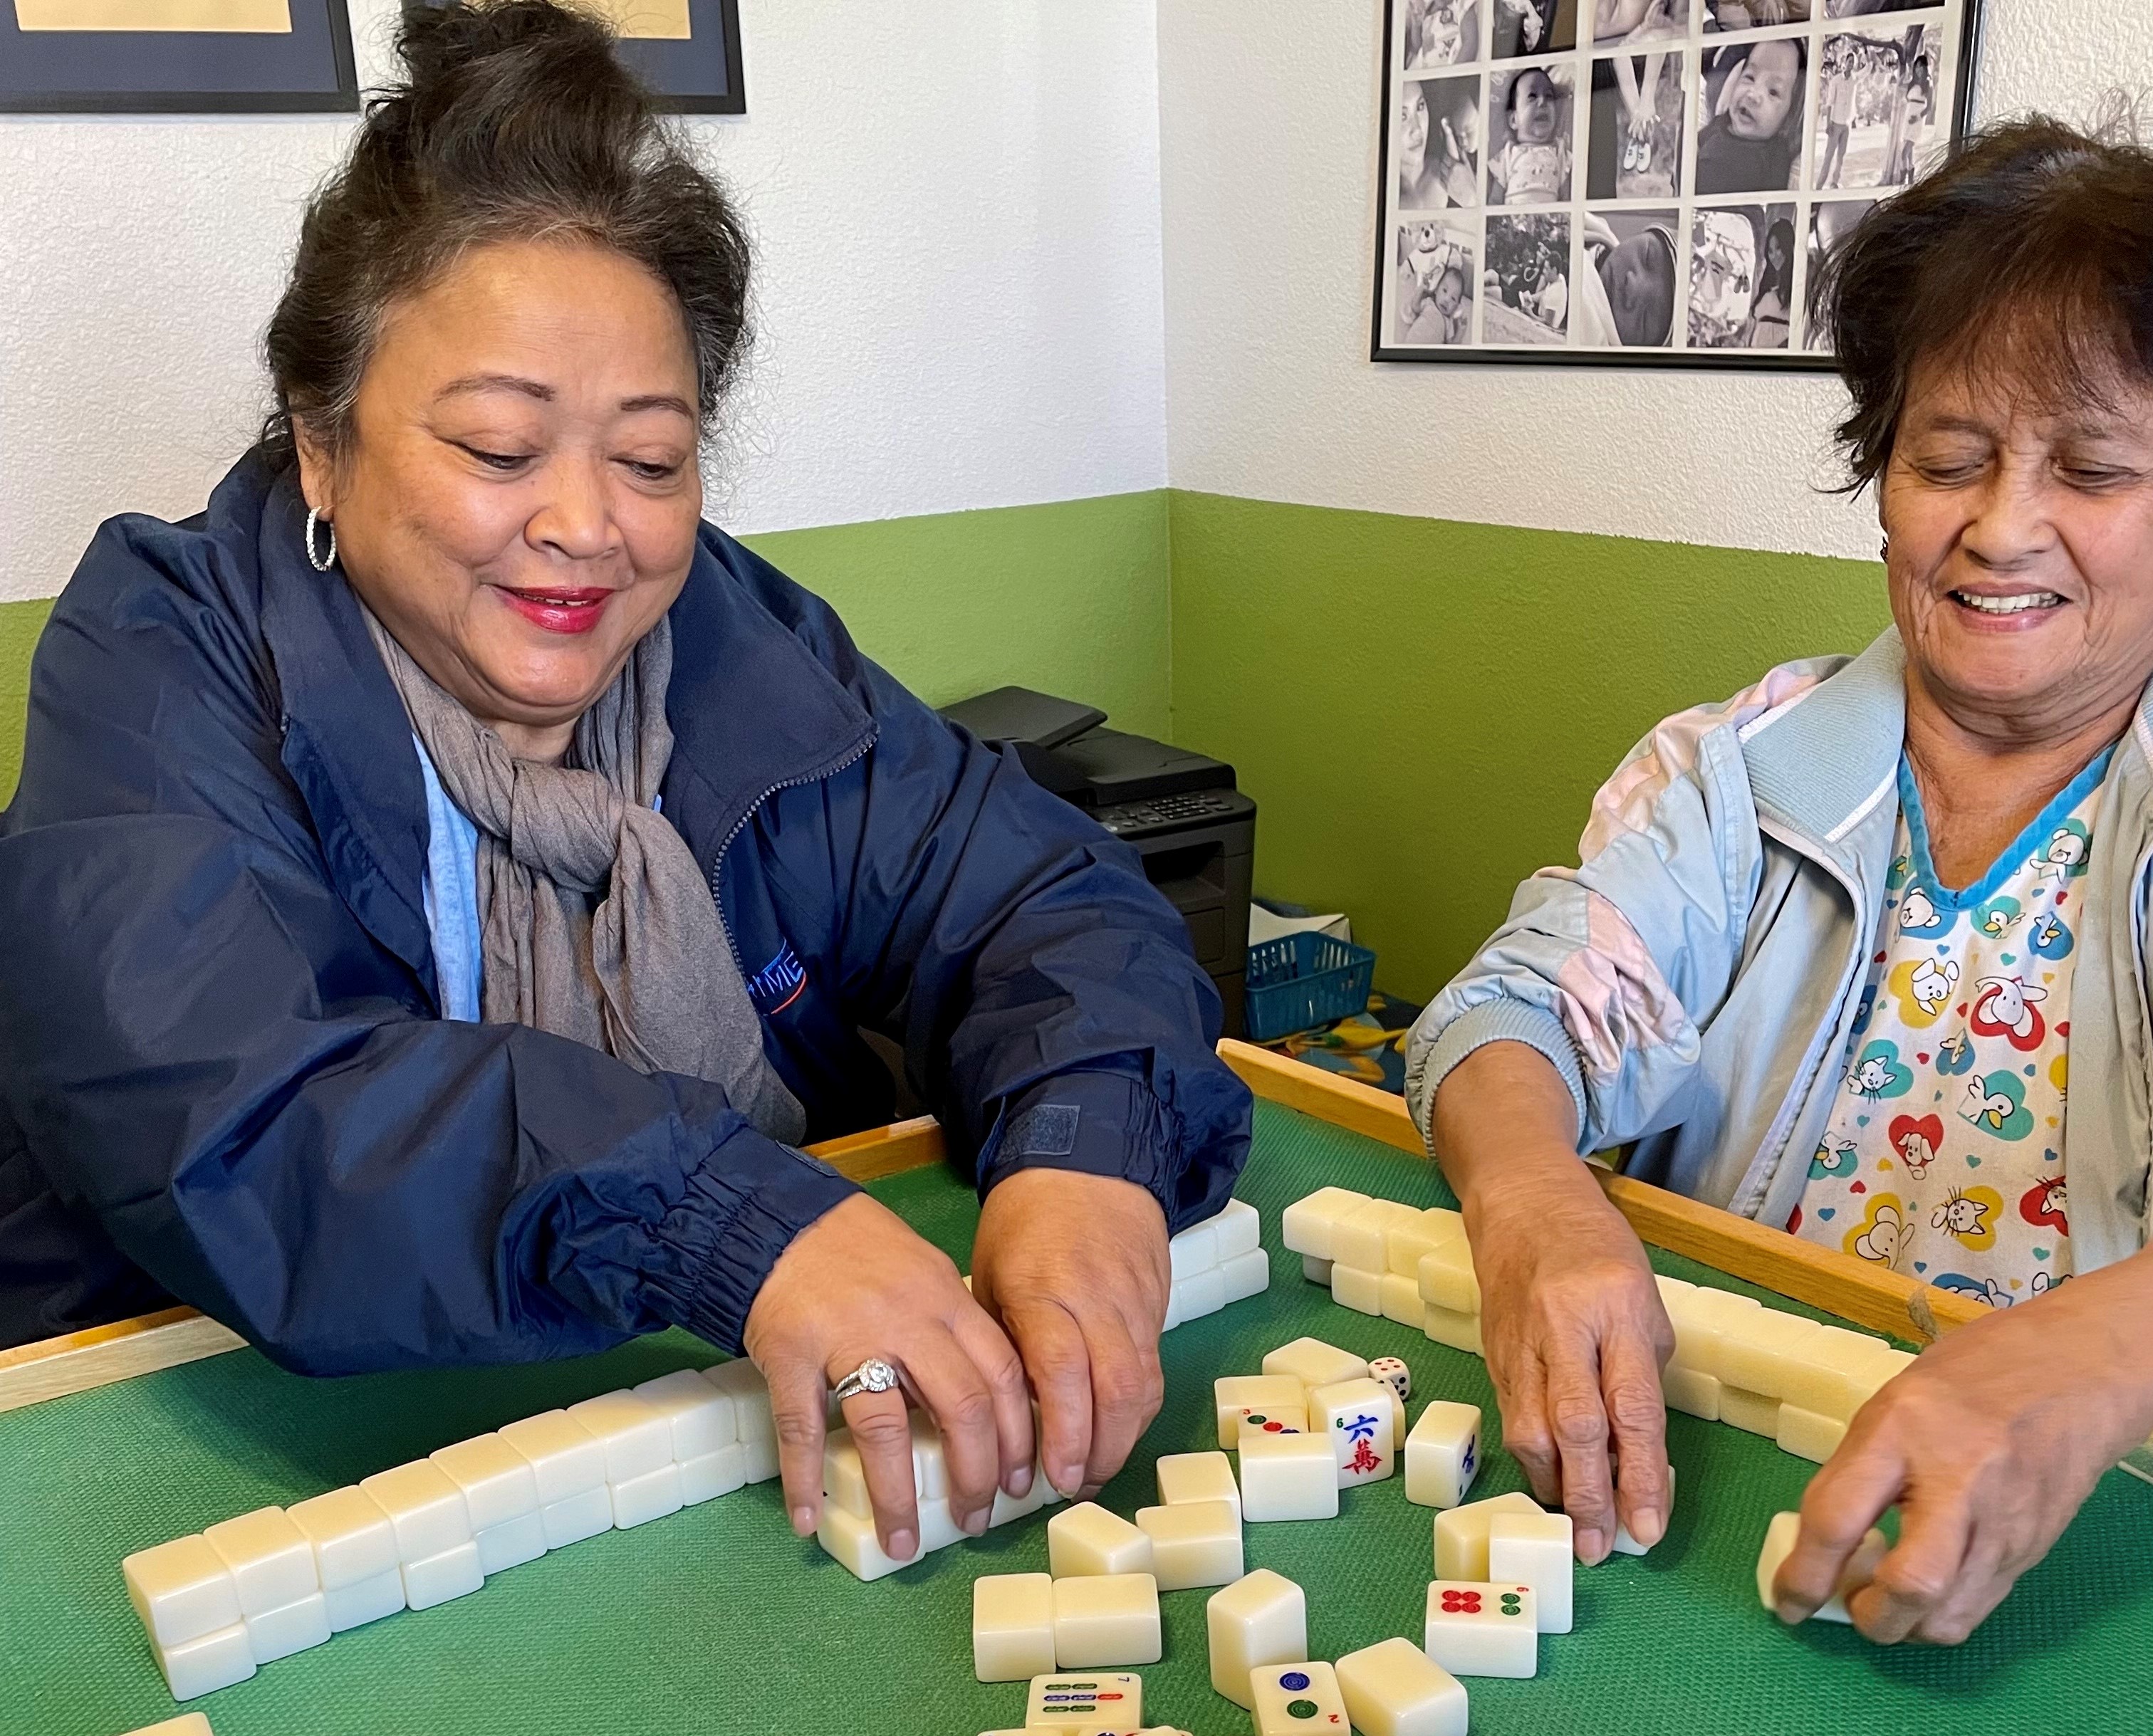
[1422, 1579, 1538, 1679]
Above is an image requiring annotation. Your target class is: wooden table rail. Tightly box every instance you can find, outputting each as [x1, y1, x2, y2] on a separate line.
[0, 1040, 1981, 1416]
[1214, 1040, 1988, 1344]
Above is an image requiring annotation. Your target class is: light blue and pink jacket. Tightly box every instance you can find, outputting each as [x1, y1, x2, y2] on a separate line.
[1404, 629, 2153, 1273]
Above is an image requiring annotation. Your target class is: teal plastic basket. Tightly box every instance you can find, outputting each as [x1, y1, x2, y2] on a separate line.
[1243, 931, 1377, 1042]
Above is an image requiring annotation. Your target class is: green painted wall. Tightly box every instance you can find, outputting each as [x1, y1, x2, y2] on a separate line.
[0, 493, 1171, 807]
[0, 598, 53, 808]
[746, 492, 1172, 739]
[1165, 491, 1894, 1005]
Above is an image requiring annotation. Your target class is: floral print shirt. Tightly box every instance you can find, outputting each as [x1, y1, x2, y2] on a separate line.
[1790, 751, 2110, 1309]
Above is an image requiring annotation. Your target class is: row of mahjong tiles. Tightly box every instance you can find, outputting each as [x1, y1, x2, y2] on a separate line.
[120, 1359, 785, 1703]
[1280, 1185, 1921, 1465]
[114, 1195, 1272, 1705]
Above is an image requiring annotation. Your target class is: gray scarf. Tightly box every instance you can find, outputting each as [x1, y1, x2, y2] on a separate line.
[363, 605, 806, 1145]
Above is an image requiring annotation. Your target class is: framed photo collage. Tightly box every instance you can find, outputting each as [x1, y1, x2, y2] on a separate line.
[1373, 0, 1984, 369]
[0, 0, 742, 114]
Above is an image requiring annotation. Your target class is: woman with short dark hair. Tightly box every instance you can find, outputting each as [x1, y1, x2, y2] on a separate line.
[0, 1, 1249, 1567]
[1408, 117, 2153, 1644]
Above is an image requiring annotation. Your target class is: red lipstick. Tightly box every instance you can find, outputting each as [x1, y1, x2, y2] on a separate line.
[494, 586, 614, 636]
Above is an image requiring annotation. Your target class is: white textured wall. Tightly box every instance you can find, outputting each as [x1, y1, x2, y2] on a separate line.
[1158, 0, 2153, 560]
[0, 0, 1168, 603]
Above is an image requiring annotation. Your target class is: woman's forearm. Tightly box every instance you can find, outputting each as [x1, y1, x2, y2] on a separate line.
[1429, 1039, 1598, 1218]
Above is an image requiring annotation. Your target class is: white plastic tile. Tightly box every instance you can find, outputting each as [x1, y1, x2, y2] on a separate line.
[360, 1461, 474, 1564]
[474, 1510, 548, 1574]
[538, 1484, 615, 1550]
[1212, 1198, 1263, 1260]
[1219, 1248, 1271, 1304]
[153, 1622, 254, 1702]
[680, 1442, 749, 1505]
[608, 1461, 684, 1530]
[496, 1410, 608, 1504]
[286, 1486, 399, 1591]
[565, 1390, 674, 1485]
[1205, 1569, 1306, 1710]
[242, 1591, 330, 1665]
[632, 1366, 739, 1460]
[431, 1433, 541, 1532]
[322, 1567, 405, 1633]
[202, 1507, 318, 1617]
[121, 1535, 240, 1648]
[400, 1540, 484, 1612]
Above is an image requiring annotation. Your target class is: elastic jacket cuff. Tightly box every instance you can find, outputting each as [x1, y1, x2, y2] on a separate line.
[980, 1069, 1192, 1228]
[642, 1134, 858, 1353]
[1415, 998, 1589, 1150]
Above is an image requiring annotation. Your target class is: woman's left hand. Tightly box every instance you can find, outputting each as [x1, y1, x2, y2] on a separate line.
[969, 1168, 1170, 1500]
[1771, 1251, 2153, 1643]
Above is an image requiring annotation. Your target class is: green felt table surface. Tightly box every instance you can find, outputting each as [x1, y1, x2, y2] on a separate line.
[4, 1099, 2150, 1735]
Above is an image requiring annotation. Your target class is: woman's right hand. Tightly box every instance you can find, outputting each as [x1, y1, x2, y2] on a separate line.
[1467, 1155, 1675, 1562]
[743, 1192, 1036, 1564]
[1431, 1041, 1675, 1563]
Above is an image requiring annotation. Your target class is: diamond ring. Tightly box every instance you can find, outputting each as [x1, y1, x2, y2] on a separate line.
[831, 1357, 901, 1404]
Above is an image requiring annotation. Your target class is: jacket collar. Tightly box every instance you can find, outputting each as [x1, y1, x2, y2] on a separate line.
[242, 454, 874, 990]
[656, 523, 876, 863]
[1742, 625, 2153, 849]
[1738, 628, 1907, 862]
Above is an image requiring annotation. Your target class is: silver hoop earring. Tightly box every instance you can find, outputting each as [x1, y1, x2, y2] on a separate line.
[305, 507, 338, 572]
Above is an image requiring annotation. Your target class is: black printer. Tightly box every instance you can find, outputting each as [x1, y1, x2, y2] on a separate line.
[940, 686, 1257, 1037]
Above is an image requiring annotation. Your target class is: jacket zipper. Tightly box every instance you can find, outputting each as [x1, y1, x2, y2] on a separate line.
[704, 731, 877, 977]
[1738, 813, 1871, 1220]
[2130, 840, 2153, 1239]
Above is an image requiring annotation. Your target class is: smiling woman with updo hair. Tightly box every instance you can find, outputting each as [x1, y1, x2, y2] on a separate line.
[0, 1, 1250, 1567]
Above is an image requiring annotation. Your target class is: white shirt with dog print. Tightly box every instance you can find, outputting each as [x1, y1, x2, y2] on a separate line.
[1791, 750, 2109, 1309]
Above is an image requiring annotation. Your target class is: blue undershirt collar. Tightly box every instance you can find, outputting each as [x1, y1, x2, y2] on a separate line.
[1898, 743, 2115, 909]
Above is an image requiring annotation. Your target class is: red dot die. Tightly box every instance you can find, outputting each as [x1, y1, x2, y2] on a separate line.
[1368, 1356, 1412, 1403]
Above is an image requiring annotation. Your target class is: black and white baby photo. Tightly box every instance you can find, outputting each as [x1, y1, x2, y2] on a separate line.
[1586, 51, 1685, 200]
[1404, 0, 1485, 70]
[1576, 209, 1680, 346]
[1482, 210, 1574, 345]
[1815, 24, 1944, 191]
[1399, 74, 1485, 209]
[1490, 0, 1577, 61]
[1394, 219, 1479, 345]
[1488, 63, 1575, 206]
[1694, 36, 1807, 194]
[1687, 202, 1796, 348]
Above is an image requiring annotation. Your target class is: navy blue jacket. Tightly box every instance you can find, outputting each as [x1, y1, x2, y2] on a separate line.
[0, 451, 1251, 1366]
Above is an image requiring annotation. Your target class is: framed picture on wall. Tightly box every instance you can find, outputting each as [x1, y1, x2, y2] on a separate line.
[600, 0, 744, 113]
[0, 0, 358, 112]
[1371, 0, 1986, 370]
[412, 0, 745, 114]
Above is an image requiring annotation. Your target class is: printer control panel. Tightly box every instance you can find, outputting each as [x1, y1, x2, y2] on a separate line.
[1095, 790, 1251, 838]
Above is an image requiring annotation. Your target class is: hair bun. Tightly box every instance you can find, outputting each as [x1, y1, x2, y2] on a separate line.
[391, 1, 646, 151]
[398, 0, 620, 85]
